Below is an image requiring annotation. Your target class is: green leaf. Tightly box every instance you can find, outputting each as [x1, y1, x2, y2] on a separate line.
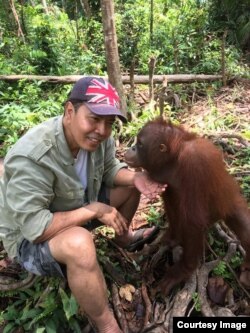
[2, 305, 19, 321]
[68, 317, 82, 333]
[242, 131, 250, 140]
[3, 322, 16, 333]
[20, 308, 41, 320]
[59, 288, 78, 320]
[35, 328, 45, 333]
[45, 318, 58, 333]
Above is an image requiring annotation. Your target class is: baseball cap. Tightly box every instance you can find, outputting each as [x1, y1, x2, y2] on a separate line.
[68, 76, 127, 122]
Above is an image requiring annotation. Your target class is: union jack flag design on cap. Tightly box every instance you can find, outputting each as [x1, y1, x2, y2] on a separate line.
[86, 78, 120, 109]
[68, 76, 127, 122]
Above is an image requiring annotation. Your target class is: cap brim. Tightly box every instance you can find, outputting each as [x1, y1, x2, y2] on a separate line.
[86, 103, 127, 123]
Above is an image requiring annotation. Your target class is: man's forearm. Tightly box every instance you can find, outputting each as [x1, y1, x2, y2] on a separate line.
[34, 203, 101, 243]
[113, 168, 137, 187]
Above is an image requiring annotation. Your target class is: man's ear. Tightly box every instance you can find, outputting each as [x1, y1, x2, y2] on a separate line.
[64, 101, 75, 119]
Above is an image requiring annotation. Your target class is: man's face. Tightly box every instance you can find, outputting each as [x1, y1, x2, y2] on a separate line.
[63, 102, 115, 155]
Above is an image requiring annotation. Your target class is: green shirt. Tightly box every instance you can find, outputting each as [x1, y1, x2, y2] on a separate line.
[0, 115, 126, 258]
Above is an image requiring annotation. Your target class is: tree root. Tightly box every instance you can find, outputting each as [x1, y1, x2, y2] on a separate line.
[0, 271, 37, 291]
[0, 256, 37, 291]
[104, 223, 250, 332]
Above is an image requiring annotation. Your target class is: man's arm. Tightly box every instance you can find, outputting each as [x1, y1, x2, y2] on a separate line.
[113, 168, 167, 199]
[113, 168, 137, 186]
[35, 201, 128, 243]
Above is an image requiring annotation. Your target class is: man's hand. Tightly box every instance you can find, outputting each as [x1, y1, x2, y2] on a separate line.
[134, 171, 167, 200]
[88, 202, 129, 236]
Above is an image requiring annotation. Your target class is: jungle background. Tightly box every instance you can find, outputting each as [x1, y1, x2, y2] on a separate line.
[0, 0, 250, 332]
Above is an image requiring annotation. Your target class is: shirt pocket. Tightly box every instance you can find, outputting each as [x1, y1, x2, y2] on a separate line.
[51, 187, 86, 212]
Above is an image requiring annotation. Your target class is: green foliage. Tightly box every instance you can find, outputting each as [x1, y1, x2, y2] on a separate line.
[118, 106, 158, 145]
[0, 0, 249, 78]
[230, 147, 250, 200]
[0, 277, 84, 333]
[241, 175, 250, 201]
[146, 206, 164, 227]
[208, 0, 250, 52]
[0, 3, 106, 76]
[116, 2, 149, 70]
[212, 261, 231, 279]
[59, 289, 79, 322]
[208, 228, 244, 282]
[212, 253, 242, 284]
[192, 292, 201, 312]
[0, 81, 70, 156]
[151, 1, 209, 73]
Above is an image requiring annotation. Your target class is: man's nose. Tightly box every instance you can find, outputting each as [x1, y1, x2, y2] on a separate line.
[96, 121, 108, 135]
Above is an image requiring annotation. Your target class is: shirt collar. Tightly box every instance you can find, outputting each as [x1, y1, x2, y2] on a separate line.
[55, 116, 75, 165]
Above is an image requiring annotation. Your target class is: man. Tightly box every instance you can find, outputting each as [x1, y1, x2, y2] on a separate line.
[0, 77, 165, 333]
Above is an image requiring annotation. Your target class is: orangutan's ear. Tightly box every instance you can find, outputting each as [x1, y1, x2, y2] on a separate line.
[159, 143, 167, 152]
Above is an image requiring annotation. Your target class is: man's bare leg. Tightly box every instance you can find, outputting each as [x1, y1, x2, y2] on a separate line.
[48, 227, 122, 333]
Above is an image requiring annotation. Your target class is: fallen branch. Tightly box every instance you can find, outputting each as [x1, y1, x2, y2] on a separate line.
[0, 272, 36, 291]
[141, 282, 152, 328]
[111, 283, 130, 333]
[0, 74, 223, 85]
[207, 133, 250, 147]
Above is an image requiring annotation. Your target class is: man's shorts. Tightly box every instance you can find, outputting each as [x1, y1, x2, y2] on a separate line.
[17, 185, 110, 279]
[17, 239, 66, 278]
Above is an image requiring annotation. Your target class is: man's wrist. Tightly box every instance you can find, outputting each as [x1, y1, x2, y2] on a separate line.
[86, 202, 103, 220]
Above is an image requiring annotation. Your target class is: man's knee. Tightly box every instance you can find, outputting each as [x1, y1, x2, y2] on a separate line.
[49, 227, 97, 268]
[66, 227, 95, 250]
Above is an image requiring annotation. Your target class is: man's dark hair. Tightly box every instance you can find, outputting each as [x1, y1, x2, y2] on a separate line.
[63, 99, 85, 112]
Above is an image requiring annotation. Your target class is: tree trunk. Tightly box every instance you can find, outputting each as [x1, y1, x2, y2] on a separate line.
[129, 60, 135, 102]
[41, 0, 49, 15]
[9, 0, 25, 42]
[150, 0, 154, 46]
[221, 30, 228, 87]
[100, 0, 127, 117]
[148, 56, 157, 101]
[79, 0, 91, 18]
